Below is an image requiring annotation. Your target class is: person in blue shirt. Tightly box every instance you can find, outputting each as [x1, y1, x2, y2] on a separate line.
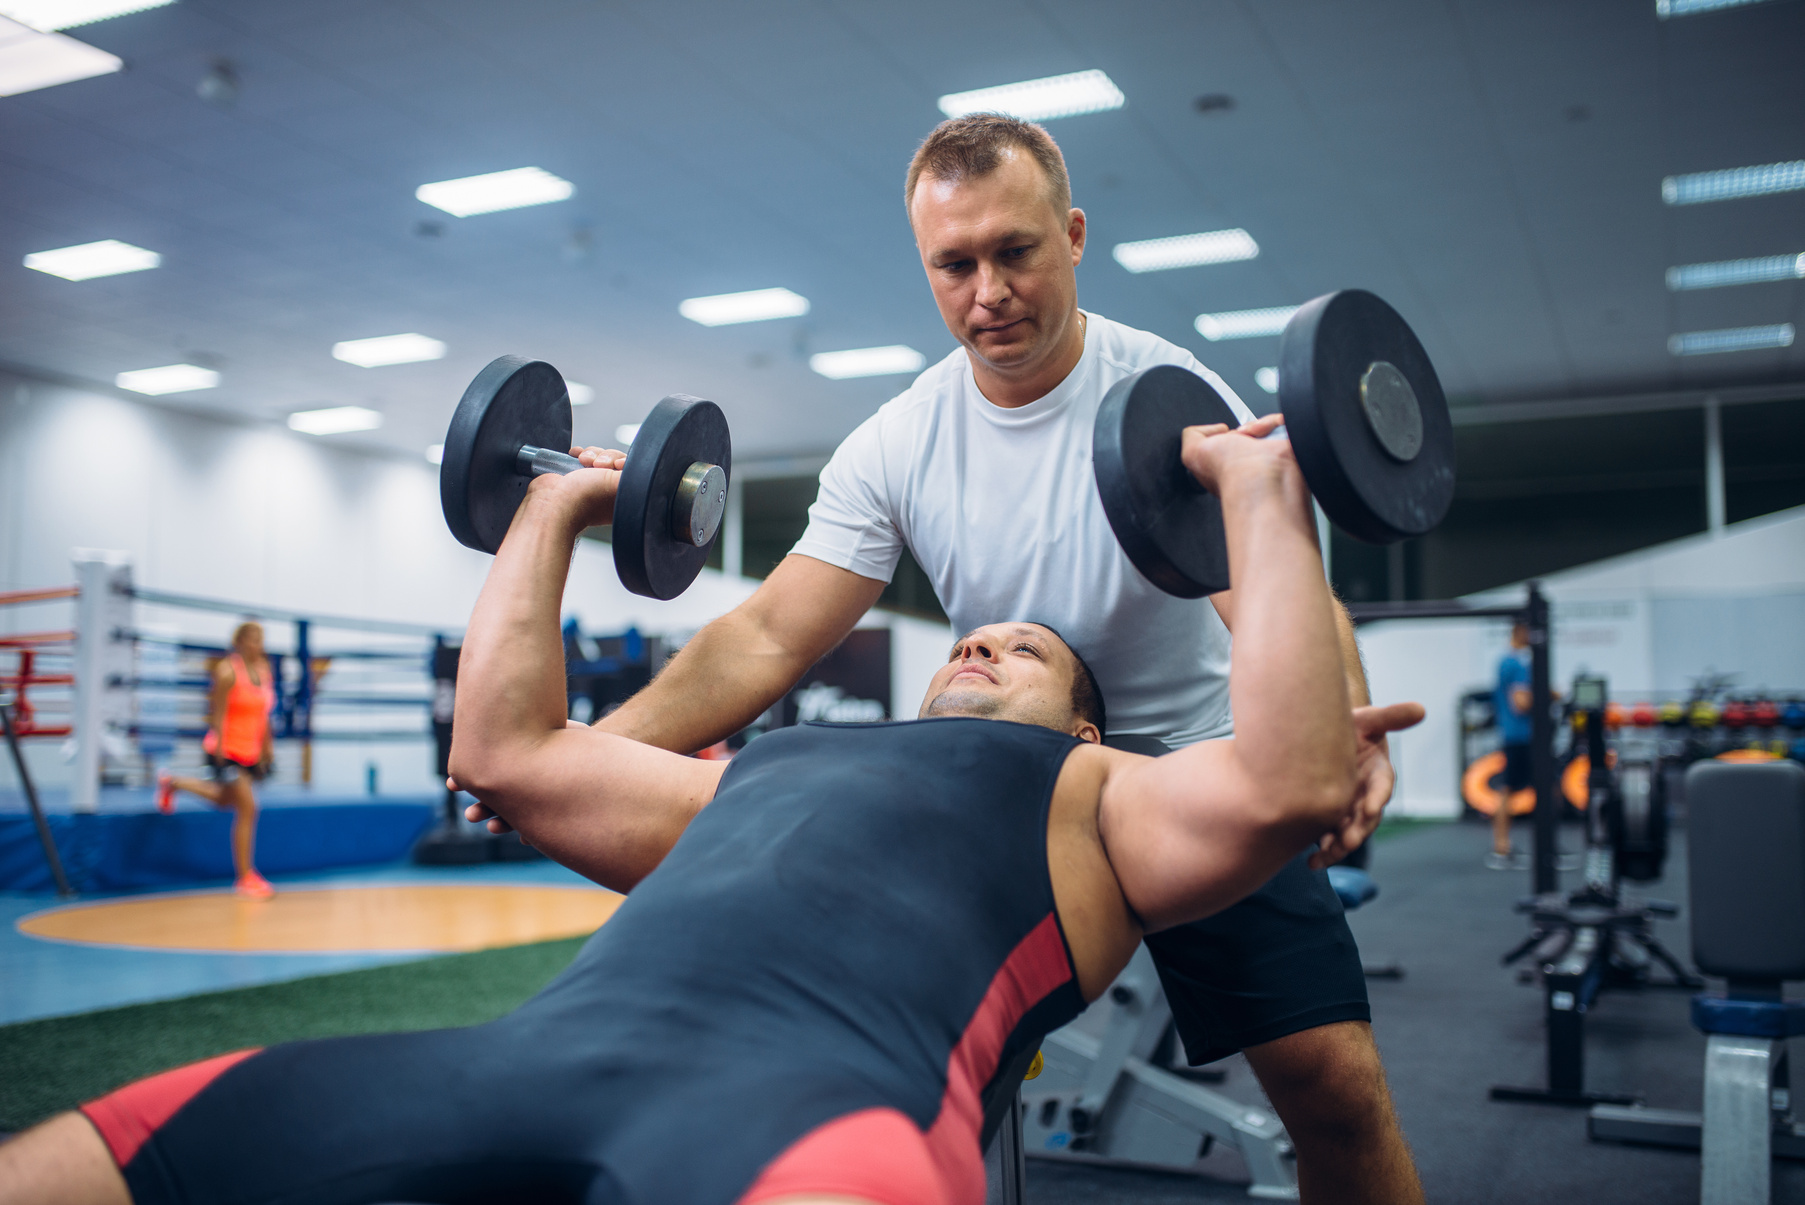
[1488, 622, 1533, 868]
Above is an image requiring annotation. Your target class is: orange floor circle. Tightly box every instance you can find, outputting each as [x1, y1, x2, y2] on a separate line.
[17, 884, 624, 954]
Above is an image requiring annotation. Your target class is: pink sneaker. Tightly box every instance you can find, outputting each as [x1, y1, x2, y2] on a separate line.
[235, 872, 275, 899]
[155, 771, 175, 815]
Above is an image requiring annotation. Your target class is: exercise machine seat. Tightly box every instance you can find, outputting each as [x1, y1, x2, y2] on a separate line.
[1327, 864, 1378, 910]
[1686, 760, 1805, 1204]
[1688, 760, 1805, 985]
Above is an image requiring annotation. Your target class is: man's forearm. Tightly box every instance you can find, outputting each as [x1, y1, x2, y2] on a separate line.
[598, 554, 884, 753]
[1218, 462, 1355, 819]
[1335, 598, 1370, 707]
[451, 487, 585, 779]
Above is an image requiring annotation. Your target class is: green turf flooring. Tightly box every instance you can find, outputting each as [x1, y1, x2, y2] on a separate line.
[0, 936, 585, 1132]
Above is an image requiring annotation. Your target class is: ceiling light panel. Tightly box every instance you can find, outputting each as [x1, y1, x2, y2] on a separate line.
[937, 70, 1126, 122]
[1254, 367, 1280, 394]
[0, 15, 121, 96]
[809, 346, 926, 380]
[0, 0, 173, 30]
[1656, 0, 1774, 16]
[415, 167, 574, 217]
[288, 406, 383, 436]
[1113, 230, 1259, 273]
[1194, 307, 1297, 341]
[567, 382, 594, 405]
[1663, 160, 1805, 205]
[679, 287, 810, 326]
[23, 239, 159, 280]
[332, 333, 446, 367]
[1666, 253, 1805, 290]
[425, 444, 444, 465]
[1667, 324, 1795, 356]
[614, 423, 640, 447]
[115, 364, 218, 395]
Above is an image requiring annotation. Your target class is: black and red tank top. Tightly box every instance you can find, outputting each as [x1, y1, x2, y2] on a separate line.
[508, 716, 1088, 1202]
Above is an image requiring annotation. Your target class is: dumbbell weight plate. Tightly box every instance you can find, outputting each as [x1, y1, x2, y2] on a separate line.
[1092, 364, 1242, 598]
[612, 394, 731, 601]
[1277, 290, 1454, 544]
[441, 356, 573, 555]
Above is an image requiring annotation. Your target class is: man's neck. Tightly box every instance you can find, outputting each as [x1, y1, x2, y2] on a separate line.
[968, 308, 1087, 409]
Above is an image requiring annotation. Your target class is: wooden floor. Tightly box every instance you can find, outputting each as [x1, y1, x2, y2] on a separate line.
[17, 884, 624, 954]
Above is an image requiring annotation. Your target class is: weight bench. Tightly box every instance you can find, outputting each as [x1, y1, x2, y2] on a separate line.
[1589, 760, 1805, 1203]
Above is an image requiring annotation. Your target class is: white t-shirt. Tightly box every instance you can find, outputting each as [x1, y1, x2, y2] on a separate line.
[792, 311, 1257, 748]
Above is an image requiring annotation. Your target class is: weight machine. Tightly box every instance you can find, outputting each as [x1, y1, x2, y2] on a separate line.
[1488, 673, 1698, 1107]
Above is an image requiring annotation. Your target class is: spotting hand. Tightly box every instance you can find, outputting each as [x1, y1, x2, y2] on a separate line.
[1308, 702, 1425, 870]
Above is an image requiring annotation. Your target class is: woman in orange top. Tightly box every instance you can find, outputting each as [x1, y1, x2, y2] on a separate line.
[156, 622, 276, 898]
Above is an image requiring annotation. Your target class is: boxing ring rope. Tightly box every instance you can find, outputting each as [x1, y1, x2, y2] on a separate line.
[0, 556, 463, 816]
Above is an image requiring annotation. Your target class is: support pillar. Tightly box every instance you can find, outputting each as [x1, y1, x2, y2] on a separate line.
[1705, 397, 1726, 537]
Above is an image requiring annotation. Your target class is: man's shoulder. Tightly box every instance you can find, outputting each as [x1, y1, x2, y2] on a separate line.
[1087, 312, 1210, 376]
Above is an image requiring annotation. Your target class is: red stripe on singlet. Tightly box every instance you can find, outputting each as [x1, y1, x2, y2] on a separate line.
[738, 914, 1072, 1205]
[79, 1049, 261, 1168]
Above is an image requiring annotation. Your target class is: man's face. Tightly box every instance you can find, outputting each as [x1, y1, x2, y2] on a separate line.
[918, 623, 1099, 742]
[908, 150, 1086, 377]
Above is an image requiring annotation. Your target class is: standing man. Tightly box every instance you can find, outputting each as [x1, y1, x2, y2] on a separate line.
[1488, 621, 1535, 868]
[532, 114, 1418, 1201]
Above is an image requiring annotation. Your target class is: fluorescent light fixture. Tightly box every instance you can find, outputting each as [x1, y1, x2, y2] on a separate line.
[424, 444, 444, 465]
[0, 0, 174, 30]
[679, 287, 810, 326]
[415, 167, 574, 217]
[1663, 160, 1805, 205]
[23, 238, 158, 280]
[1666, 253, 1805, 291]
[937, 69, 1125, 122]
[1254, 367, 1280, 394]
[1667, 323, 1795, 356]
[1112, 229, 1259, 273]
[567, 381, 594, 405]
[332, 333, 446, 367]
[1656, 0, 1773, 16]
[115, 363, 217, 395]
[288, 405, 383, 436]
[614, 423, 640, 447]
[809, 345, 927, 380]
[1194, 306, 1297, 341]
[0, 15, 121, 96]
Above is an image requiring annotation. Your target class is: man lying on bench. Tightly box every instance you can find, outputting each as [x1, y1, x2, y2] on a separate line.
[0, 414, 1421, 1205]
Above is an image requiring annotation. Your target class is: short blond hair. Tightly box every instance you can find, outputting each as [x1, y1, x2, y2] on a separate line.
[905, 113, 1072, 217]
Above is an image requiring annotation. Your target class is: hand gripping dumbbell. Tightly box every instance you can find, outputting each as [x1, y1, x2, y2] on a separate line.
[439, 356, 731, 600]
[1092, 289, 1455, 597]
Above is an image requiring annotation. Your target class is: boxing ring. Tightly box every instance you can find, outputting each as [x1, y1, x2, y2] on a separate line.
[0, 555, 462, 893]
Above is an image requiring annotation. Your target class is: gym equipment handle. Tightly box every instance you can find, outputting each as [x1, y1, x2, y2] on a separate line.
[517, 445, 585, 477]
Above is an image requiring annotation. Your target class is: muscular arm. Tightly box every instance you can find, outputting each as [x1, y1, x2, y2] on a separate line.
[449, 466, 726, 891]
[1211, 585, 1369, 706]
[596, 554, 885, 752]
[1097, 420, 1417, 930]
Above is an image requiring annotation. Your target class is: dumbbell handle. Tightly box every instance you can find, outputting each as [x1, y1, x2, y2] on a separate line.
[516, 444, 728, 549]
[517, 445, 584, 477]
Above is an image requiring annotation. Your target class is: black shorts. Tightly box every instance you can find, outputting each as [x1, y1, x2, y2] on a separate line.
[207, 754, 265, 784]
[1501, 741, 1532, 793]
[1106, 733, 1370, 1066]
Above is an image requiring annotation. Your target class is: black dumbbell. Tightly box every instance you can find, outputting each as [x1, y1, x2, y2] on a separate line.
[439, 356, 731, 600]
[1092, 290, 1455, 597]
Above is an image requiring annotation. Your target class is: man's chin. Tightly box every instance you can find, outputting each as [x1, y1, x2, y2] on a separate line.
[922, 689, 1003, 720]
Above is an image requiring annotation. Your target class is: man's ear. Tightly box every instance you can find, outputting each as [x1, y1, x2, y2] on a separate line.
[1072, 719, 1101, 745]
[1067, 207, 1087, 264]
